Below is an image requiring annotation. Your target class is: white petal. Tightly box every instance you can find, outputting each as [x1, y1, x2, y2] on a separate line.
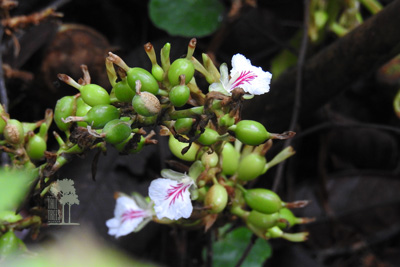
[115, 217, 144, 238]
[106, 196, 147, 238]
[149, 178, 193, 220]
[106, 218, 119, 228]
[114, 196, 140, 218]
[229, 54, 272, 95]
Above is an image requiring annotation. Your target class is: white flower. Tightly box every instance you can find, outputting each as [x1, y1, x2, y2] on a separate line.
[106, 195, 152, 238]
[209, 53, 272, 96]
[148, 174, 195, 221]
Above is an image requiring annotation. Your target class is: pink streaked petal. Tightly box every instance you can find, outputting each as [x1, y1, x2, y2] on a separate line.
[229, 70, 258, 91]
[149, 178, 193, 220]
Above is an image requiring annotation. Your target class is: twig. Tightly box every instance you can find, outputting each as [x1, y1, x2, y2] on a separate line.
[272, 0, 310, 192]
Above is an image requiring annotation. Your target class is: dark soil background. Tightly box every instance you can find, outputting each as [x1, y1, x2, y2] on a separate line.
[2, 0, 400, 266]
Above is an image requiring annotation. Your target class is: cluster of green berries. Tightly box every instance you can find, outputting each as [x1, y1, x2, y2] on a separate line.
[0, 38, 312, 250]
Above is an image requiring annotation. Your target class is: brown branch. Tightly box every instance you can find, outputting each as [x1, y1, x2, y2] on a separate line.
[245, 0, 400, 132]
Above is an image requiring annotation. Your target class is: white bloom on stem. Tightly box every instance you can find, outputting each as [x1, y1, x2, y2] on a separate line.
[106, 195, 152, 238]
[148, 175, 194, 220]
[209, 53, 272, 96]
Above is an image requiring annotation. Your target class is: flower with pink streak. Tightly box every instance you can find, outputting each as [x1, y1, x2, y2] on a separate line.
[148, 174, 195, 220]
[209, 54, 272, 96]
[106, 194, 152, 238]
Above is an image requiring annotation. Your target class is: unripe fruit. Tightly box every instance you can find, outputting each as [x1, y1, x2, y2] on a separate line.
[229, 120, 270, 146]
[80, 84, 110, 106]
[76, 97, 91, 127]
[132, 92, 161, 117]
[237, 153, 266, 181]
[219, 114, 235, 127]
[169, 84, 190, 107]
[197, 128, 220, 146]
[174, 118, 193, 135]
[221, 142, 240, 176]
[54, 96, 76, 132]
[201, 152, 219, 167]
[247, 210, 279, 231]
[204, 184, 228, 213]
[114, 79, 135, 102]
[115, 134, 145, 154]
[244, 188, 283, 214]
[84, 104, 120, 129]
[168, 58, 195, 86]
[126, 68, 159, 95]
[26, 134, 47, 160]
[4, 119, 24, 145]
[277, 208, 297, 229]
[168, 135, 200, 161]
[102, 119, 132, 145]
[0, 231, 20, 257]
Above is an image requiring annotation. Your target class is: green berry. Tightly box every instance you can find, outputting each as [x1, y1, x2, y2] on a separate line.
[247, 210, 280, 231]
[174, 118, 193, 135]
[80, 84, 110, 106]
[132, 92, 161, 117]
[244, 188, 283, 214]
[277, 208, 297, 229]
[102, 119, 132, 145]
[204, 184, 228, 213]
[54, 96, 76, 132]
[4, 119, 24, 145]
[197, 128, 220, 146]
[237, 153, 266, 181]
[169, 85, 190, 107]
[114, 79, 135, 102]
[219, 114, 235, 127]
[126, 68, 159, 95]
[114, 134, 145, 154]
[201, 151, 219, 167]
[168, 134, 200, 161]
[26, 134, 47, 160]
[221, 142, 240, 176]
[76, 97, 91, 127]
[229, 120, 270, 146]
[168, 58, 195, 86]
[0, 231, 20, 258]
[84, 104, 120, 129]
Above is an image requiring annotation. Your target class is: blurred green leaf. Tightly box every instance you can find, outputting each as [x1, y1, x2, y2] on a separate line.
[149, 0, 224, 37]
[0, 168, 36, 212]
[207, 226, 272, 266]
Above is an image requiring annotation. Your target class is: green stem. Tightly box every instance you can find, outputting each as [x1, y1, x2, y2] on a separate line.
[359, 0, 382, 14]
[168, 106, 204, 120]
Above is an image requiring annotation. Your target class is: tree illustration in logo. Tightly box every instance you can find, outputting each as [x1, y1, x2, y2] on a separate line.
[51, 179, 80, 225]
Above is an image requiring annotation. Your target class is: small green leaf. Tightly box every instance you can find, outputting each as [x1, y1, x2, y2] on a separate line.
[149, 0, 224, 37]
[206, 226, 272, 266]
